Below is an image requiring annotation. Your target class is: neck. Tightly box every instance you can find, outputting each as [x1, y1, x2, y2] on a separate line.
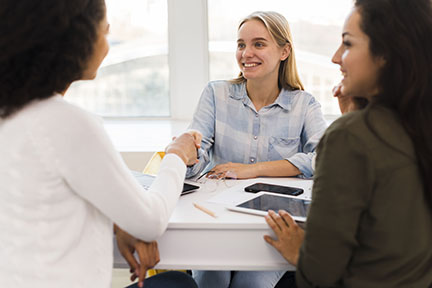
[246, 79, 280, 111]
[60, 84, 71, 96]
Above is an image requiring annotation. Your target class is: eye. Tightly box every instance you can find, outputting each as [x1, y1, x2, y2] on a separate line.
[255, 42, 264, 48]
[237, 43, 246, 49]
[343, 41, 351, 47]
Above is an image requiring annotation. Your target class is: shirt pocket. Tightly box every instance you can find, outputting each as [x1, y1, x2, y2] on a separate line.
[268, 136, 300, 160]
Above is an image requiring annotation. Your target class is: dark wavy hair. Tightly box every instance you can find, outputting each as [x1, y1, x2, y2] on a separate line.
[355, 0, 432, 208]
[0, 0, 106, 118]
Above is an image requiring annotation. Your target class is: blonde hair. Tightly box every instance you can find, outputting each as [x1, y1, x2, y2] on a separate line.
[231, 11, 304, 91]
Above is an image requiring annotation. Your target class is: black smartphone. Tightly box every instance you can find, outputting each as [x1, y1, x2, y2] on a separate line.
[181, 183, 200, 196]
[244, 182, 303, 196]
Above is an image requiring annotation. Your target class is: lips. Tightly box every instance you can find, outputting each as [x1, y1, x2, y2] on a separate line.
[340, 70, 347, 78]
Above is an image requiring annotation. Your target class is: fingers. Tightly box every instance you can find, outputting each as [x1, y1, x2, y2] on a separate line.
[134, 241, 160, 288]
[279, 210, 296, 228]
[122, 250, 138, 272]
[271, 210, 289, 230]
[332, 83, 342, 97]
[208, 163, 235, 179]
[137, 263, 146, 288]
[265, 210, 282, 232]
[186, 129, 202, 148]
[166, 133, 199, 165]
[263, 235, 277, 247]
[153, 242, 160, 264]
[115, 230, 139, 274]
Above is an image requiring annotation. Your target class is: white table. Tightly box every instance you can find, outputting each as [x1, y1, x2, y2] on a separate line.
[114, 177, 312, 271]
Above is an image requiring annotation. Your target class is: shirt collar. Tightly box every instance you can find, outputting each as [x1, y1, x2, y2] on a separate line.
[228, 82, 296, 111]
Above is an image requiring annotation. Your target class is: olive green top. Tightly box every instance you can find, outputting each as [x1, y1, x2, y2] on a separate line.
[296, 105, 432, 288]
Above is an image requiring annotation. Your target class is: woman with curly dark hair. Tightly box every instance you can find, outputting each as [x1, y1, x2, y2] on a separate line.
[0, 1, 199, 287]
[264, 0, 432, 287]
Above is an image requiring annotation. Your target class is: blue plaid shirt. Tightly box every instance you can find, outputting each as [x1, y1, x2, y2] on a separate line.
[186, 80, 327, 178]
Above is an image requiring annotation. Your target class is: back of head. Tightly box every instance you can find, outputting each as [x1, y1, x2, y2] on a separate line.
[355, 0, 432, 206]
[232, 11, 304, 91]
[0, 0, 106, 118]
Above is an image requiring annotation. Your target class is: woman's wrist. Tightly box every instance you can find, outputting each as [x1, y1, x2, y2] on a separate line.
[165, 148, 188, 165]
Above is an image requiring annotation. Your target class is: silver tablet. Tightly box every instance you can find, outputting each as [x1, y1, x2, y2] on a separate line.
[227, 192, 311, 222]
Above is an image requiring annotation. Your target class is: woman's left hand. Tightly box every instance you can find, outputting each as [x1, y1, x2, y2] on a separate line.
[115, 226, 160, 288]
[208, 162, 255, 179]
[264, 210, 305, 266]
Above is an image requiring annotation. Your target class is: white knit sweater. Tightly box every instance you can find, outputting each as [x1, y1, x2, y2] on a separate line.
[0, 95, 185, 288]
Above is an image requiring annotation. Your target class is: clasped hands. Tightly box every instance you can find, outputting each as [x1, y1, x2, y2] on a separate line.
[115, 225, 160, 288]
[165, 129, 202, 166]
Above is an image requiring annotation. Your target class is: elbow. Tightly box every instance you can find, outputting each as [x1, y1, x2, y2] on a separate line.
[139, 214, 170, 242]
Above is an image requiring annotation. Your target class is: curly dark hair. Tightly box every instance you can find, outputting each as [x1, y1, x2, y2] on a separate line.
[355, 0, 432, 208]
[0, 0, 106, 118]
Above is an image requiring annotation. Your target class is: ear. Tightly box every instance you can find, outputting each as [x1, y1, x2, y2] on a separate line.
[280, 43, 291, 61]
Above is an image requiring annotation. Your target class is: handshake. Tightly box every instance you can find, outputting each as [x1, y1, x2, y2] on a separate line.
[165, 130, 202, 166]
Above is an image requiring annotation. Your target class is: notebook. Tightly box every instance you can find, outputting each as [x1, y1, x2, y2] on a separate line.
[130, 170, 199, 195]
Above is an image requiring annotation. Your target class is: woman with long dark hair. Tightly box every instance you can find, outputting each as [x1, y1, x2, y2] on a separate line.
[265, 0, 432, 287]
[0, 1, 199, 287]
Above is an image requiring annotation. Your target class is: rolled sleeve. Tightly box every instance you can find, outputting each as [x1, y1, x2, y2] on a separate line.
[286, 152, 315, 178]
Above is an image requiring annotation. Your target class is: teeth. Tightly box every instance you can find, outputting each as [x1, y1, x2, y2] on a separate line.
[244, 63, 258, 67]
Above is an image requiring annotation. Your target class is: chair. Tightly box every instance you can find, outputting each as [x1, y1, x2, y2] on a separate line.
[143, 151, 165, 175]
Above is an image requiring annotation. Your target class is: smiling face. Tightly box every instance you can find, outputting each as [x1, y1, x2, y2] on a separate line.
[236, 19, 289, 84]
[332, 9, 384, 99]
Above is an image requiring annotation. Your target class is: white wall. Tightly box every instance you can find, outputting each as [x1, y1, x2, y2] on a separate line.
[168, 0, 209, 120]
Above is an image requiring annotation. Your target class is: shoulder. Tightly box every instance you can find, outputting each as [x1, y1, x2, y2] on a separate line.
[22, 95, 103, 140]
[323, 105, 413, 157]
[206, 80, 241, 92]
[282, 89, 319, 106]
[278, 89, 321, 113]
[322, 108, 370, 148]
[37, 96, 99, 127]
[203, 80, 246, 100]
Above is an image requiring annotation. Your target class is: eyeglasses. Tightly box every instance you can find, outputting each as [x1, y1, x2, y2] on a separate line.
[196, 170, 238, 193]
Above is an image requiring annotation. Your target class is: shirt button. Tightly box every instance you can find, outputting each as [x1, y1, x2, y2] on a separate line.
[250, 158, 255, 163]
[255, 114, 259, 118]
[253, 136, 258, 140]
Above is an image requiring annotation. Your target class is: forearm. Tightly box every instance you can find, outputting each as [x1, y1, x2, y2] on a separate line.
[254, 160, 301, 177]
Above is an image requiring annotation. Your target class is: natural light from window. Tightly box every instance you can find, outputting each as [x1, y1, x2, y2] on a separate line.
[208, 0, 352, 116]
[67, 0, 169, 117]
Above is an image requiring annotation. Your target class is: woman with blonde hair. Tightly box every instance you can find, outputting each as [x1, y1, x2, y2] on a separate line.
[187, 11, 327, 182]
[188, 11, 327, 288]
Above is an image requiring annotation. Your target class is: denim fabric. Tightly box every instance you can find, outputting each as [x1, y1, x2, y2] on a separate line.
[192, 270, 286, 288]
[125, 271, 197, 288]
[186, 81, 327, 179]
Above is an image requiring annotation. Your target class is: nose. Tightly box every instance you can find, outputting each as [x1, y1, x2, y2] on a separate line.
[242, 46, 254, 58]
[332, 45, 342, 65]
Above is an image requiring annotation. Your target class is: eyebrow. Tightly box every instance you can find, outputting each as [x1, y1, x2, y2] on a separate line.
[342, 32, 352, 37]
[237, 37, 269, 43]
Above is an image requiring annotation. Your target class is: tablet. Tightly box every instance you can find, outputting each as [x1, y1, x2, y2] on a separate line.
[227, 192, 311, 222]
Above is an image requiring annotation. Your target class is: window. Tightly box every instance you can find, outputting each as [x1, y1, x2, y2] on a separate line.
[67, 0, 169, 117]
[208, 0, 352, 116]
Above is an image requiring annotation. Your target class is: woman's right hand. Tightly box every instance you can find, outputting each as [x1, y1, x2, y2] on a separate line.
[165, 130, 202, 166]
[333, 83, 357, 114]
